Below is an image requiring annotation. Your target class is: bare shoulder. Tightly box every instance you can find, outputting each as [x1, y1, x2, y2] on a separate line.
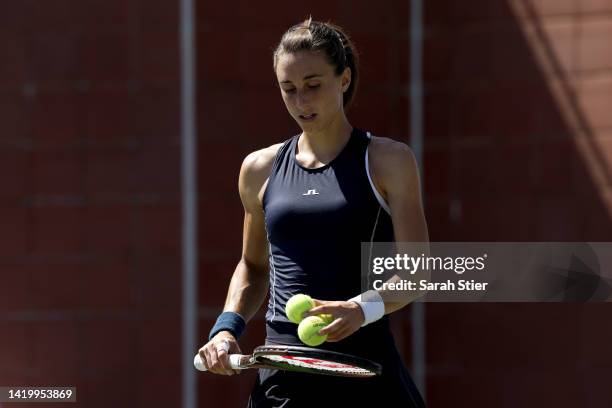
[368, 135, 418, 178]
[241, 143, 283, 177]
[239, 143, 283, 207]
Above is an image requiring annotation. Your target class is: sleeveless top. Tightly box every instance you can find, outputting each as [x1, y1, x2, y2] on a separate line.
[262, 127, 394, 348]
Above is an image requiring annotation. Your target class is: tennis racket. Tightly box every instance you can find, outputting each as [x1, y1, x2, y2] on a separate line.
[194, 344, 381, 377]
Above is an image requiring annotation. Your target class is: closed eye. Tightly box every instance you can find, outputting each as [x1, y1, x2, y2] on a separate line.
[282, 84, 320, 94]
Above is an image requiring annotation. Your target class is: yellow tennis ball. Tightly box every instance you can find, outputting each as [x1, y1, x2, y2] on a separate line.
[298, 315, 328, 347]
[285, 294, 314, 324]
[318, 314, 334, 324]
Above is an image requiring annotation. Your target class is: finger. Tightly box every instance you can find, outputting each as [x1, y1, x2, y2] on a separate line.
[208, 347, 222, 374]
[198, 348, 209, 370]
[209, 348, 232, 375]
[203, 347, 214, 372]
[318, 318, 344, 336]
[327, 332, 347, 342]
[304, 305, 334, 317]
[216, 349, 234, 374]
[310, 298, 324, 307]
[214, 340, 236, 376]
[327, 327, 352, 342]
[227, 342, 242, 375]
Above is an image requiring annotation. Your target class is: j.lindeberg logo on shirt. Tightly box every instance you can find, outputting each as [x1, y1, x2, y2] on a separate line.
[302, 189, 320, 196]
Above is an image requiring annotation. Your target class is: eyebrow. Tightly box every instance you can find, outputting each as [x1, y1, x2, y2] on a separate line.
[279, 74, 322, 84]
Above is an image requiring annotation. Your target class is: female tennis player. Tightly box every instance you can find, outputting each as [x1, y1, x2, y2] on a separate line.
[199, 17, 429, 407]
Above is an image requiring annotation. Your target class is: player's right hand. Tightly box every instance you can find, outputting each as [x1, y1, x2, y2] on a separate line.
[198, 331, 242, 375]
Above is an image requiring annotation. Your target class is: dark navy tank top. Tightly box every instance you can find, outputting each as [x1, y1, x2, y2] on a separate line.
[262, 127, 395, 350]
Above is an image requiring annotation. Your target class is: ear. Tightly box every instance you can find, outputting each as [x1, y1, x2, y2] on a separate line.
[341, 67, 352, 92]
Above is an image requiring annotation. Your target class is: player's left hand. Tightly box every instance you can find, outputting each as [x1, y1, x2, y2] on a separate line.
[303, 299, 365, 342]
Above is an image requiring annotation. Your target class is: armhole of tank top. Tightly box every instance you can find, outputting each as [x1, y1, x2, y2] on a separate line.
[260, 139, 294, 324]
[262, 136, 295, 209]
[365, 132, 391, 215]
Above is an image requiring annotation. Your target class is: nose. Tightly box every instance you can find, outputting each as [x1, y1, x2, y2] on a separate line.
[295, 89, 312, 111]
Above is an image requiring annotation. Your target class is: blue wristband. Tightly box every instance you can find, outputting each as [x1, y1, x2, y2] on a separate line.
[208, 311, 246, 341]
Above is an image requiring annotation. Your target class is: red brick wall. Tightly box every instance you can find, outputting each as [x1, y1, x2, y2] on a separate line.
[424, 1, 612, 406]
[2, 0, 611, 407]
[0, 0, 182, 406]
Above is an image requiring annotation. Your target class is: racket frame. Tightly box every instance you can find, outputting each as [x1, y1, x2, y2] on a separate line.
[244, 345, 382, 377]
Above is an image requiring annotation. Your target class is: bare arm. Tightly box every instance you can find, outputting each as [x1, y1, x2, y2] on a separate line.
[222, 146, 280, 321]
[368, 137, 430, 314]
[199, 144, 280, 374]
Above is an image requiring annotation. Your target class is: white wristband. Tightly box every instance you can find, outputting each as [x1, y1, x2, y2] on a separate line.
[348, 290, 385, 327]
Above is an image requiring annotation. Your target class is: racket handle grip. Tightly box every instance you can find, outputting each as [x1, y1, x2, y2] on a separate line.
[193, 353, 243, 371]
[193, 354, 207, 371]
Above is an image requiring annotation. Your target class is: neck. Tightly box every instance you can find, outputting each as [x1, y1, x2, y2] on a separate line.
[298, 114, 353, 161]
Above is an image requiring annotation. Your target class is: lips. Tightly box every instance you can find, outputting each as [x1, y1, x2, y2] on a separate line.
[299, 113, 317, 120]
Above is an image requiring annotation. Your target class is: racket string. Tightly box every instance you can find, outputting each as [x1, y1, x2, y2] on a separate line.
[262, 355, 373, 376]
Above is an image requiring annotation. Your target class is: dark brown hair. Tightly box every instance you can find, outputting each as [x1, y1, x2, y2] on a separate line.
[273, 16, 360, 109]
